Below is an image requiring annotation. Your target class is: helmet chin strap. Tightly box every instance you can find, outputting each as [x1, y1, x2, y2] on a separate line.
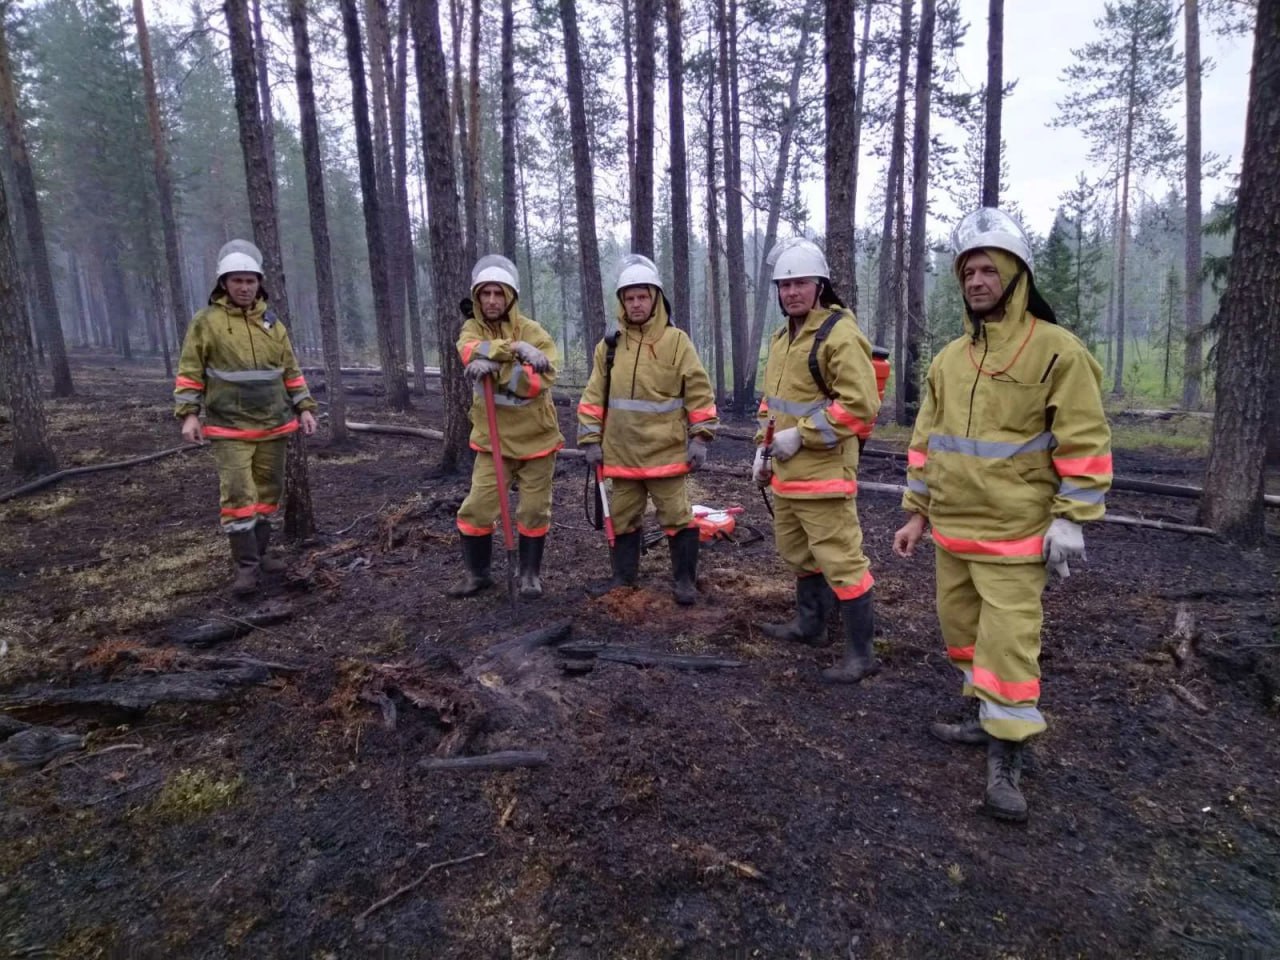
[966, 266, 1025, 342]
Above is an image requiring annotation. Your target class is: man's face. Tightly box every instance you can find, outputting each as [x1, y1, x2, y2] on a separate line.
[224, 272, 260, 308]
[477, 283, 508, 320]
[961, 251, 1004, 314]
[622, 286, 655, 325]
[777, 277, 819, 319]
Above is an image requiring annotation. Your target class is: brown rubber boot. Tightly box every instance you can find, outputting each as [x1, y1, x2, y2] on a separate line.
[446, 534, 494, 598]
[228, 530, 260, 597]
[983, 737, 1028, 822]
[517, 534, 546, 599]
[759, 575, 832, 645]
[821, 592, 880, 683]
[669, 528, 699, 606]
[255, 522, 286, 573]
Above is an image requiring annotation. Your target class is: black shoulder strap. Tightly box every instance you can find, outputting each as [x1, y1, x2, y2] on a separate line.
[602, 330, 620, 416]
[808, 309, 844, 400]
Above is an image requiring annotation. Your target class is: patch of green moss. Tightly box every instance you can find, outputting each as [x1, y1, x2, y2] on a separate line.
[148, 768, 244, 820]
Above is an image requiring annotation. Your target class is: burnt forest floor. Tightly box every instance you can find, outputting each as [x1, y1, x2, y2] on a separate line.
[1, 352, 1278, 960]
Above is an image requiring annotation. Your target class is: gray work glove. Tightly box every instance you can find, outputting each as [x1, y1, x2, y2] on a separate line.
[751, 446, 771, 486]
[583, 443, 604, 466]
[1042, 517, 1085, 578]
[511, 340, 551, 372]
[686, 438, 708, 472]
[770, 427, 802, 462]
[464, 358, 501, 382]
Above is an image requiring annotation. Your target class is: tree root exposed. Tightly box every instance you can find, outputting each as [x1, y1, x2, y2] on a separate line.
[0, 444, 198, 503]
[418, 750, 548, 772]
[558, 641, 745, 671]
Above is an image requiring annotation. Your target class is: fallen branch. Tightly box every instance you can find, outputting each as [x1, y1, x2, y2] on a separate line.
[471, 620, 573, 671]
[0, 665, 272, 715]
[1171, 683, 1209, 714]
[346, 421, 442, 441]
[558, 641, 745, 671]
[418, 750, 548, 772]
[354, 850, 488, 927]
[165, 605, 294, 648]
[1170, 604, 1197, 667]
[0, 444, 198, 503]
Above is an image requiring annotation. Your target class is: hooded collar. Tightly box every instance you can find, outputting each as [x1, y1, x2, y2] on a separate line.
[956, 248, 1030, 348]
[213, 292, 268, 324]
[616, 287, 670, 345]
[472, 283, 520, 333]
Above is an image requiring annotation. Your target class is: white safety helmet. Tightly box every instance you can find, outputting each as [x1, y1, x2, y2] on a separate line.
[769, 237, 829, 283]
[471, 254, 519, 295]
[615, 253, 664, 297]
[951, 207, 1034, 274]
[215, 239, 263, 281]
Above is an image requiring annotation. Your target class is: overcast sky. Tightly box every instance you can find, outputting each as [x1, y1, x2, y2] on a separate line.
[904, 0, 1253, 237]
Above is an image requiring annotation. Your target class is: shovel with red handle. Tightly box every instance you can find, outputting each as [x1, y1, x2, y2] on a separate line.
[595, 462, 616, 548]
[482, 375, 518, 610]
[760, 415, 777, 518]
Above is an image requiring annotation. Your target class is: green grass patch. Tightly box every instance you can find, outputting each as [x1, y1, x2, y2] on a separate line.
[148, 768, 244, 821]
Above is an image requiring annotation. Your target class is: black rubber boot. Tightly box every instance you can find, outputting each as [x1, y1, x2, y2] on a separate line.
[821, 592, 880, 683]
[518, 534, 546, 599]
[587, 530, 642, 597]
[255, 521, 286, 573]
[931, 714, 989, 746]
[228, 529, 260, 597]
[759, 575, 832, 645]
[983, 737, 1028, 822]
[446, 534, 494, 598]
[668, 528, 700, 606]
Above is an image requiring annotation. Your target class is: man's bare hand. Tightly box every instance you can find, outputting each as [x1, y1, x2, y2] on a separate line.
[299, 410, 318, 436]
[893, 513, 927, 557]
[182, 414, 205, 445]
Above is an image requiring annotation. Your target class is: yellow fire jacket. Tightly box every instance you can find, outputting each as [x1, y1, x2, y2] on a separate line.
[577, 297, 718, 479]
[173, 295, 316, 441]
[903, 287, 1112, 562]
[457, 290, 564, 460]
[755, 305, 881, 499]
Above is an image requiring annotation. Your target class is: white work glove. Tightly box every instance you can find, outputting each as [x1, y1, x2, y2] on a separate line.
[464, 358, 501, 382]
[1042, 517, 1085, 578]
[583, 444, 603, 466]
[511, 341, 551, 372]
[751, 446, 771, 486]
[771, 427, 802, 462]
[686, 438, 708, 472]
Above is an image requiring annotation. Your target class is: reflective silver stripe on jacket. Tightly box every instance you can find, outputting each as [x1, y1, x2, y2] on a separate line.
[1057, 481, 1105, 505]
[577, 424, 599, 440]
[610, 397, 684, 414]
[206, 366, 285, 383]
[508, 365, 525, 394]
[929, 431, 1054, 459]
[474, 386, 532, 407]
[288, 388, 312, 403]
[907, 477, 929, 495]
[765, 396, 826, 419]
[980, 700, 1045, 727]
[174, 391, 203, 405]
[811, 409, 840, 449]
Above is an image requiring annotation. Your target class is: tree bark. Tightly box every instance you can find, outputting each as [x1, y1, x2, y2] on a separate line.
[367, 0, 406, 365]
[1198, 0, 1280, 545]
[391, 0, 427, 397]
[468, 0, 485, 252]
[875, 0, 911, 350]
[500, 0, 518, 260]
[1181, 0, 1203, 409]
[225, 0, 316, 539]
[339, 0, 409, 411]
[902, 0, 935, 427]
[623, 0, 636, 238]
[0, 18, 71, 397]
[450, 0, 478, 265]
[704, 39, 725, 401]
[666, 0, 691, 334]
[559, 0, 607, 356]
[251, 0, 278, 193]
[716, 0, 748, 409]
[289, 0, 347, 444]
[0, 174, 56, 476]
[410, 0, 472, 470]
[133, 0, 190, 349]
[1112, 28, 1140, 398]
[981, 0, 1003, 207]
[633, 0, 656, 256]
[824, 0, 856, 298]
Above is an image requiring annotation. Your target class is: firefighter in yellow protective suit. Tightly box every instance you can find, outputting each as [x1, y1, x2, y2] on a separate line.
[893, 208, 1112, 823]
[449, 255, 564, 600]
[752, 239, 882, 683]
[577, 255, 718, 605]
[173, 240, 318, 596]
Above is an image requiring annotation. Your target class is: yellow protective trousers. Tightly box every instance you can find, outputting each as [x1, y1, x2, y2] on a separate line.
[935, 546, 1047, 742]
[457, 451, 556, 538]
[211, 438, 287, 533]
[609, 475, 693, 536]
[772, 496, 873, 599]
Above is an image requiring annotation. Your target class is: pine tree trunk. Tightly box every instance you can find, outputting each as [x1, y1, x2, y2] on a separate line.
[133, 0, 190, 348]
[450, 0, 478, 265]
[339, 0, 409, 410]
[367, 0, 406, 366]
[849, 0, 872, 314]
[666, 0, 691, 334]
[903, 0, 935, 426]
[0, 19, 71, 397]
[516, 112, 538, 321]
[705, 43, 725, 401]
[623, 0, 636, 237]
[225, 0, 315, 539]
[501, 0, 518, 260]
[824, 0, 856, 297]
[559, 0, 607, 357]
[0, 175, 56, 475]
[981, 0, 1003, 207]
[391, 0, 427, 397]
[633, 0, 656, 257]
[1198, 0, 1280, 545]
[875, 0, 911, 350]
[717, 0, 748, 409]
[289, 0, 347, 444]
[410, 0, 472, 470]
[1181, 0, 1203, 410]
[1112, 30, 1140, 398]
[467, 0, 485, 253]
[251, 0, 279, 193]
